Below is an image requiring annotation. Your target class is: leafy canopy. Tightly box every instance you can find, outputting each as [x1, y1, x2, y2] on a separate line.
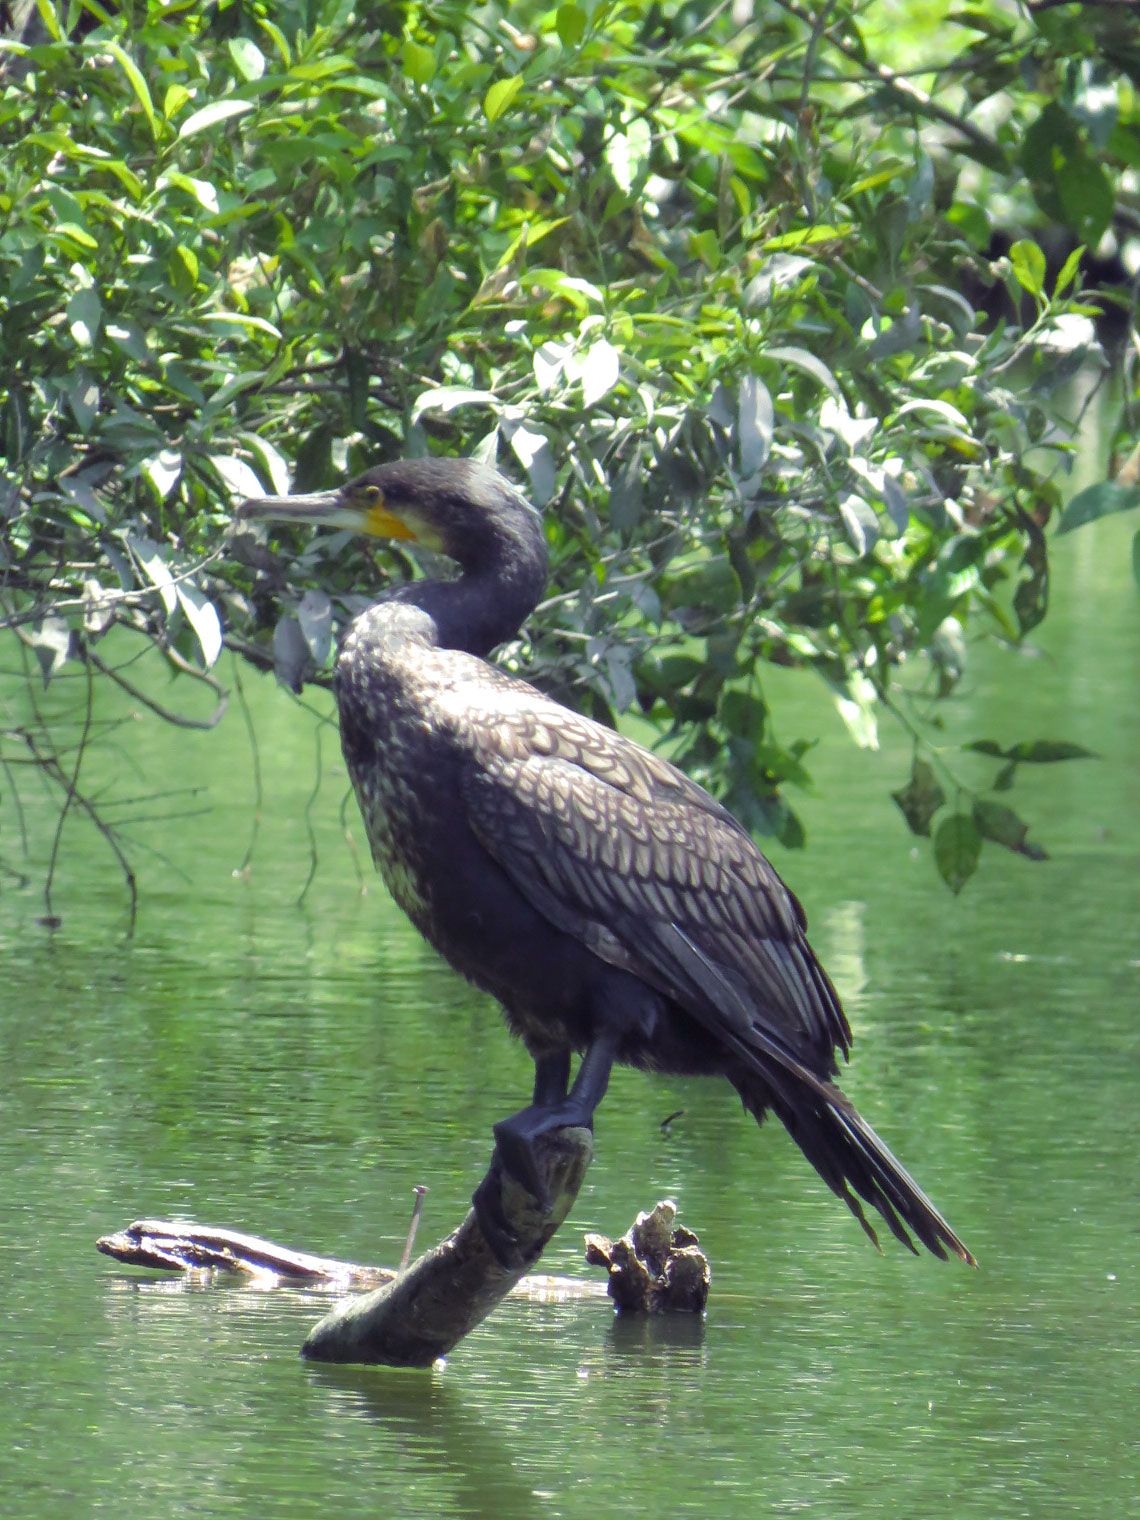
[1, 0, 1136, 911]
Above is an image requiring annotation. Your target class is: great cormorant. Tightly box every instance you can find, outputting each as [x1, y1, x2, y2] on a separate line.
[239, 457, 974, 1266]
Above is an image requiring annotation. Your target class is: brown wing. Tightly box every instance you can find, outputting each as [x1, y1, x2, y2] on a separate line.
[445, 678, 851, 1076]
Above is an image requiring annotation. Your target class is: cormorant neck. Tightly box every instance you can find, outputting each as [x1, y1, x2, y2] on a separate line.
[388, 513, 548, 658]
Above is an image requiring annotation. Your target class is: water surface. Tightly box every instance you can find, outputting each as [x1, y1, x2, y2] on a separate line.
[1, 513, 1136, 1518]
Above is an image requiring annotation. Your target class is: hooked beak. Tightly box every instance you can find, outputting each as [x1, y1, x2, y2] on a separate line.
[236, 489, 417, 540]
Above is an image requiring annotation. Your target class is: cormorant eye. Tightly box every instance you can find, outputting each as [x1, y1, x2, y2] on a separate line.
[362, 484, 382, 505]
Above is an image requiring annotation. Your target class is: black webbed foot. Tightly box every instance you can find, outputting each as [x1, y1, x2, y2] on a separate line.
[492, 1100, 594, 1212]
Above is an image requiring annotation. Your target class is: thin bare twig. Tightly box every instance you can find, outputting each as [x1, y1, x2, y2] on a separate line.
[296, 718, 323, 908]
[231, 656, 262, 878]
[86, 645, 228, 731]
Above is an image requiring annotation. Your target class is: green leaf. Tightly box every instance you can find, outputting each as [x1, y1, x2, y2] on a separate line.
[1057, 481, 1140, 534]
[169, 243, 199, 292]
[401, 39, 434, 84]
[484, 74, 524, 123]
[1053, 243, 1085, 298]
[966, 738, 1096, 763]
[891, 758, 946, 838]
[1009, 239, 1046, 298]
[1013, 526, 1048, 635]
[33, 0, 63, 41]
[719, 690, 767, 743]
[689, 227, 721, 270]
[179, 99, 255, 140]
[1021, 103, 1114, 245]
[105, 41, 158, 140]
[256, 17, 290, 66]
[164, 84, 191, 120]
[934, 814, 982, 894]
[972, 800, 1047, 860]
[556, 4, 587, 45]
[759, 224, 855, 251]
[157, 171, 220, 214]
[763, 344, 840, 398]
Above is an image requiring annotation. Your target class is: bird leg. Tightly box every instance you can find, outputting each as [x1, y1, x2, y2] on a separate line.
[530, 1050, 572, 1108]
[472, 1037, 615, 1265]
[492, 1034, 617, 1211]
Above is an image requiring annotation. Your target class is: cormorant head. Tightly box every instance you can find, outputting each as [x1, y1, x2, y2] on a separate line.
[237, 456, 545, 577]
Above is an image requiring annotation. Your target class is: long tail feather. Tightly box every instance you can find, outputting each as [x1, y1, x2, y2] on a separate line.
[732, 1071, 976, 1265]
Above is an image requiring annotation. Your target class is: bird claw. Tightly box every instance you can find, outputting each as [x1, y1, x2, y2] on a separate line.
[491, 1118, 553, 1214]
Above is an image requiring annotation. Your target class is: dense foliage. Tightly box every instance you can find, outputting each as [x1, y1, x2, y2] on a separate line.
[1, 0, 1137, 912]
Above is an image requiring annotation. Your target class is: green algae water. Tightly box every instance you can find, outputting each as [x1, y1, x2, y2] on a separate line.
[1, 511, 1136, 1519]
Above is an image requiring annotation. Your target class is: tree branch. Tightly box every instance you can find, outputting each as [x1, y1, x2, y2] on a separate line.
[302, 1128, 594, 1367]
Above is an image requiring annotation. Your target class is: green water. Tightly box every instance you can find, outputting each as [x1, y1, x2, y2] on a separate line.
[1, 512, 1137, 1518]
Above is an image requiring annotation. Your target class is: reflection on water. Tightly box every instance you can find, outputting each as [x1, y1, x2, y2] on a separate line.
[0, 515, 1137, 1519]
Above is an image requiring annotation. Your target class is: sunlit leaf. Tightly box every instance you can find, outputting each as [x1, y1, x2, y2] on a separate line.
[1053, 243, 1085, 298]
[273, 615, 310, 693]
[163, 84, 191, 120]
[504, 415, 556, 505]
[228, 38, 266, 82]
[534, 341, 570, 394]
[29, 617, 71, 686]
[580, 340, 620, 408]
[737, 374, 773, 476]
[210, 454, 264, 501]
[176, 584, 223, 669]
[296, 590, 333, 666]
[411, 387, 498, 421]
[401, 40, 434, 84]
[838, 494, 880, 556]
[484, 74, 524, 123]
[1009, 239, 1046, 297]
[606, 118, 651, 195]
[142, 451, 182, 499]
[125, 534, 177, 614]
[178, 99, 255, 140]
[157, 171, 219, 214]
[832, 672, 879, 750]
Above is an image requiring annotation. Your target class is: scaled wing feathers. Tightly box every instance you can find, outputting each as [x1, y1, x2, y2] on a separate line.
[451, 682, 851, 1069]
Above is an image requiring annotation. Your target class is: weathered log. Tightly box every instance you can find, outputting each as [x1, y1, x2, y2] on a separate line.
[302, 1126, 594, 1366]
[96, 1218, 391, 1288]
